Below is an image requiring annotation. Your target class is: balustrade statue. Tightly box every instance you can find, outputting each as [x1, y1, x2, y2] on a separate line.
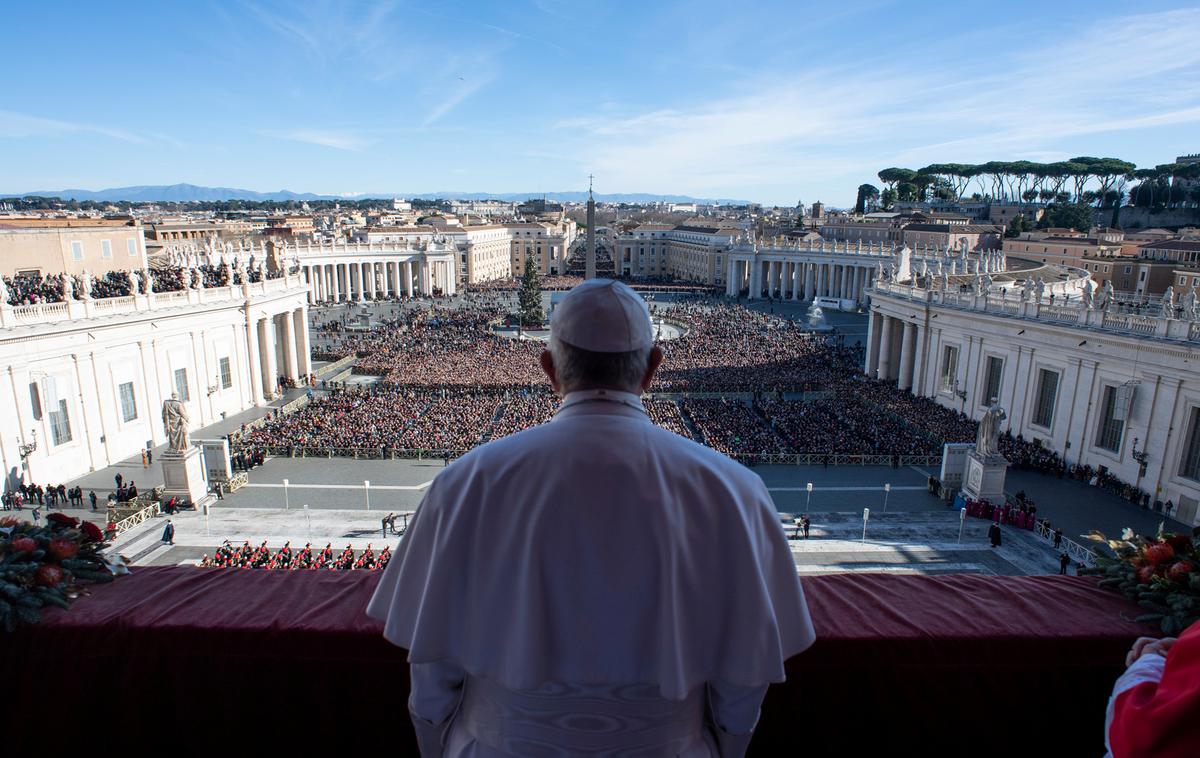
[1161, 287, 1176, 319]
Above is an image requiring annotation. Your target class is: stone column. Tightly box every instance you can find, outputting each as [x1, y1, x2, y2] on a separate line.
[911, 324, 927, 396]
[354, 262, 365, 302]
[748, 260, 762, 300]
[258, 317, 278, 400]
[332, 264, 342, 302]
[791, 263, 801, 300]
[420, 261, 433, 296]
[877, 315, 894, 381]
[403, 261, 414, 297]
[866, 312, 882, 377]
[281, 309, 299, 381]
[898, 321, 916, 391]
[804, 263, 815, 300]
[841, 265, 850, 300]
[726, 259, 737, 297]
[293, 308, 311, 378]
[246, 314, 264, 406]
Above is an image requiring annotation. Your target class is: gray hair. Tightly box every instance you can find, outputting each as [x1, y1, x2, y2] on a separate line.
[549, 337, 653, 393]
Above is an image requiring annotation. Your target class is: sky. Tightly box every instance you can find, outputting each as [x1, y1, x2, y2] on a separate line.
[2, 0, 1200, 206]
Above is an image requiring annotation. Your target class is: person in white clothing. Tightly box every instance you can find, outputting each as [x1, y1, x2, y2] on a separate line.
[368, 278, 816, 756]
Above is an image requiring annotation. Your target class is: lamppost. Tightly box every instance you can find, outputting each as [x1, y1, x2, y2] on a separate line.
[862, 507, 870, 543]
[883, 482, 892, 512]
[17, 429, 38, 461]
[364, 480, 371, 511]
[303, 503, 310, 539]
[805, 482, 813, 517]
[283, 478, 290, 511]
[958, 506, 966, 543]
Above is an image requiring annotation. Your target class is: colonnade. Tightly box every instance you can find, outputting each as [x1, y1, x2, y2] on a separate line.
[298, 257, 457, 304]
[245, 306, 312, 403]
[727, 257, 877, 305]
[865, 310, 923, 391]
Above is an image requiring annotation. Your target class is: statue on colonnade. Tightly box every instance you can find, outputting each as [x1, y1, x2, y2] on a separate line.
[976, 401, 1007, 459]
[162, 393, 190, 453]
[1161, 287, 1176, 319]
[1081, 278, 1095, 309]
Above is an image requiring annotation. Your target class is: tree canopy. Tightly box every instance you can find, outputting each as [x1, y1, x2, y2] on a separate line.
[867, 157, 1165, 207]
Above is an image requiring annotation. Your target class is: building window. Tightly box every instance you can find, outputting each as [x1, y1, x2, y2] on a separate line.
[71, 241, 84, 261]
[49, 399, 72, 446]
[220, 357, 232, 389]
[940, 346, 958, 393]
[174, 368, 190, 402]
[1180, 408, 1200, 481]
[101, 240, 112, 259]
[29, 382, 42, 420]
[982, 356, 1003, 405]
[118, 382, 138, 422]
[1124, 266, 1132, 274]
[1096, 385, 1125, 453]
[1032, 369, 1059, 428]
[127, 238, 138, 257]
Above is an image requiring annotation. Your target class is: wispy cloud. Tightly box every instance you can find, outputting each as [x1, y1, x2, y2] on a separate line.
[423, 76, 494, 127]
[0, 110, 149, 144]
[262, 128, 374, 151]
[552, 8, 1200, 201]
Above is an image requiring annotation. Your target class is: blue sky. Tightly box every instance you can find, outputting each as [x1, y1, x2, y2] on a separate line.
[2, 0, 1200, 205]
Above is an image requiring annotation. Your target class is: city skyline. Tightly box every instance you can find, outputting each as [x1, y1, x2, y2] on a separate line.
[3, 0, 1199, 205]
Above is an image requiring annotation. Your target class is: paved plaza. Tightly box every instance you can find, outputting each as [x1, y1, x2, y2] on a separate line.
[19, 294, 1186, 579]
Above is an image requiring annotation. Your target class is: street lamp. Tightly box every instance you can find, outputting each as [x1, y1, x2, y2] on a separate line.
[805, 482, 813, 517]
[303, 504, 310, 539]
[17, 429, 38, 461]
[364, 480, 371, 511]
[862, 507, 870, 543]
[958, 506, 966, 543]
[283, 478, 290, 511]
[883, 482, 891, 512]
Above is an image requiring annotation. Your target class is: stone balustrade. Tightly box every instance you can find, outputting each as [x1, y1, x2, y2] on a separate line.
[872, 280, 1200, 342]
[0, 269, 309, 330]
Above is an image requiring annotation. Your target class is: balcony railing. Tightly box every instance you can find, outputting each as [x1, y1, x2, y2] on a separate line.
[4, 567, 1156, 753]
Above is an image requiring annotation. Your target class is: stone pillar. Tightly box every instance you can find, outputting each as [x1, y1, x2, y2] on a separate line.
[804, 263, 815, 300]
[246, 313, 264, 406]
[391, 261, 401, 297]
[748, 260, 762, 300]
[897, 321, 916, 391]
[403, 261, 414, 297]
[726, 259, 737, 297]
[841, 265, 850, 300]
[816, 264, 826, 298]
[420, 261, 433, 296]
[866, 311, 882, 377]
[354, 262, 365, 302]
[294, 308, 311, 378]
[911, 324, 926, 396]
[281, 309, 299, 381]
[258, 317, 278, 400]
[332, 264, 342, 302]
[791, 263, 801, 300]
[877, 315, 894, 381]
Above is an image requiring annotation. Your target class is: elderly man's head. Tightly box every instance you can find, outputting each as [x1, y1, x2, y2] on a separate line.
[539, 279, 663, 395]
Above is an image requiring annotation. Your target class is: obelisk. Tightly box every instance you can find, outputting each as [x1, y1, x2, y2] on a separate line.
[585, 175, 596, 280]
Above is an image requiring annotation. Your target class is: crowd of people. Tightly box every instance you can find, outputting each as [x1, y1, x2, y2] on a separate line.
[199, 540, 392, 570]
[2, 482, 91, 511]
[1, 264, 276, 306]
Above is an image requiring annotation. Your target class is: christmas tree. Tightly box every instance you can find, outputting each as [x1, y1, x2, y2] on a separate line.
[518, 255, 544, 327]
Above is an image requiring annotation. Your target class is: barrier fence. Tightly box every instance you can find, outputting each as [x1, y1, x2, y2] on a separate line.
[1034, 521, 1100, 567]
[242, 444, 942, 469]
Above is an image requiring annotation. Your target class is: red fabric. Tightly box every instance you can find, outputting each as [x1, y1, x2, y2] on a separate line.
[1110, 621, 1200, 758]
[6, 568, 1153, 754]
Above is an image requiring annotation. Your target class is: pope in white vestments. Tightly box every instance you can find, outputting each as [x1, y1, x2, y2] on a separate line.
[368, 279, 816, 756]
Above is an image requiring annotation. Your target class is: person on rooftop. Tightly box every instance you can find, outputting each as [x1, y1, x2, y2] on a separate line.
[368, 278, 815, 757]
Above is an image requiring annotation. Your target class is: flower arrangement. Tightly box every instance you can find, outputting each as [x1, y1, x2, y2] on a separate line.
[0, 513, 124, 631]
[1084, 525, 1199, 635]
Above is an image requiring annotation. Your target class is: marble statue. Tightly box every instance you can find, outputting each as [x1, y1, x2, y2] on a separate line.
[143, 269, 154, 295]
[1035, 277, 1046, 303]
[1099, 280, 1114, 311]
[940, 271, 950, 291]
[1022, 278, 1034, 302]
[0, 275, 9, 306]
[976, 401, 1007, 459]
[80, 270, 92, 300]
[1180, 287, 1197, 320]
[62, 273, 74, 301]
[1162, 286, 1176, 319]
[1081, 278, 1095, 309]
[162, 393, 189, 453]
[128, 270, 140, 295]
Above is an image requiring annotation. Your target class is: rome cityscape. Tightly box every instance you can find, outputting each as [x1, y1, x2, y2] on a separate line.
[3, 1, 1199, 753]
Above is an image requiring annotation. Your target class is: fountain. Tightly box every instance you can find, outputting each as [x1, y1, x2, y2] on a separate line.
[804, 301, 830, 332]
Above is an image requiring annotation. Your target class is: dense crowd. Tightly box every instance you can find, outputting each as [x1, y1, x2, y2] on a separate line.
[199, 540, 391, 570]
[2, 264, 273, 306]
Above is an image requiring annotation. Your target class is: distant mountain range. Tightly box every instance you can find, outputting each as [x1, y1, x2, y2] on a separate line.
[9, 183, 751, 205]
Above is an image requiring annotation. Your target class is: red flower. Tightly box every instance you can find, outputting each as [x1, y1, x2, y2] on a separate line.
[1136, 565, 1157, 585]
[1167, 561, 1193, 584]
[1144, 543, 1176, 566]
[9, 536, 37, 554]
[1166, 535, 1194, 556]
[48, 538, 79, 561]
[35, 564, 65, 588]
[47, 513, 79, 528]
[80, 521, 104, 542]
